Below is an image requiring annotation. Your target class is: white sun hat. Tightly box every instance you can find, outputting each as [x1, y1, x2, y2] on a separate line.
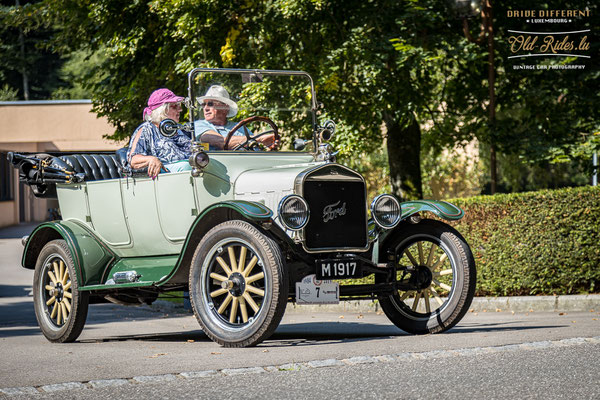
[197, 85, 238, 118]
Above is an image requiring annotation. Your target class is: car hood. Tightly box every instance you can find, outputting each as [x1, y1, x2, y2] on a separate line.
[233, 162, 321, 213]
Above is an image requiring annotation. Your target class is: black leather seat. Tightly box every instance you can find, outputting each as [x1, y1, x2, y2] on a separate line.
[59, 153, 122, 181]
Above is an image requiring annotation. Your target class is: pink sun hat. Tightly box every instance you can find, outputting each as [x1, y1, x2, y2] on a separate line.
[143, 88, 184, 118]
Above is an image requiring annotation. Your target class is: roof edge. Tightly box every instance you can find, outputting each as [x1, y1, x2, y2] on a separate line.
[0, 100, 92, 106]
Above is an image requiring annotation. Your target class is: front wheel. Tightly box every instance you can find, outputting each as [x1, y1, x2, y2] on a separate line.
[189, 220, 288, 347]
[376, 219, 476, 334]
[33, 239, 89, 342]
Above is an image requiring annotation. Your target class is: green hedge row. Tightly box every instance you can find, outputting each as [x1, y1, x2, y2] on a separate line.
[447, 186, 600, 296]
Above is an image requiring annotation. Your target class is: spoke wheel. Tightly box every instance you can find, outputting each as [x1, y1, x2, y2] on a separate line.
[376, 219, 476, 334]
[33, 240, 88, 343]
[189, 221, 287, 347]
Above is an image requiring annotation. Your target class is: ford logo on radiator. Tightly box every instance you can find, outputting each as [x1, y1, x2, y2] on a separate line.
[323, 201, 347, 223]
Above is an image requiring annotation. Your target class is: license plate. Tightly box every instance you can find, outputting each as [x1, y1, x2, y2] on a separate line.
[316, 258, 362, 279]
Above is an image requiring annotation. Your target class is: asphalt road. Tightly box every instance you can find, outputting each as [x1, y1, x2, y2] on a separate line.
[1, 227, 599, 398]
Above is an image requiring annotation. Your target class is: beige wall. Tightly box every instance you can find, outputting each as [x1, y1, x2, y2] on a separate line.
[0, 101, 123, 151]
[0, 101, 126, 228]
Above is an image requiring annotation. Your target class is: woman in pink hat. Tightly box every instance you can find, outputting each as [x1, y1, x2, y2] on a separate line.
[127, 88, 192, 178]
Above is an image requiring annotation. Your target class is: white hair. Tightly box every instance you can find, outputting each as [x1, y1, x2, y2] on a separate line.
[145, 103, 170, 124]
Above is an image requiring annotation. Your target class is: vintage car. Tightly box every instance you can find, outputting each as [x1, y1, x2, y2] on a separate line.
[8, 68, 476, 347]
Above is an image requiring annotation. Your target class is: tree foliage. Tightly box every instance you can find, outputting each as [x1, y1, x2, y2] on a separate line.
[0, 0, 65, 100]
[4, 0, 598, 196]
[418, 0, 599, 183]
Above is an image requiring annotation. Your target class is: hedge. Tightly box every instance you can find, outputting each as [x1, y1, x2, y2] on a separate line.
[447, 186, 600, 296]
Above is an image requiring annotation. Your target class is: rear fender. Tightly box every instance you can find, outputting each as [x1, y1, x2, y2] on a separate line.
[22, 221, 116, 287]
[161, 200, 274, 285]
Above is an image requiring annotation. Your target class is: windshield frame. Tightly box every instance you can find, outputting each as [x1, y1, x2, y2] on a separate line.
[187, 68, 318, 152]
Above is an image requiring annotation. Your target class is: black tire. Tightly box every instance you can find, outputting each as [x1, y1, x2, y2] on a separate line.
[376, 219, 476, 334]
[33, 239, 89, 343]
[189, 220, 288, 347]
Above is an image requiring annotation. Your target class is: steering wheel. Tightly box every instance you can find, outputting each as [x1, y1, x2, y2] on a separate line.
[224, 116, 280, 151]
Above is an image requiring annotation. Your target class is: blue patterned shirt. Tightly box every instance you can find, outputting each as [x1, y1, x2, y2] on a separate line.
[127, 121, 191, 164]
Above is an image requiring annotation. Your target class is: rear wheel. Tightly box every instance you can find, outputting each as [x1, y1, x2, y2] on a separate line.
[189, 220, 288, 347]
[376, 219, 476, 334]
[33, 239, 89, 342]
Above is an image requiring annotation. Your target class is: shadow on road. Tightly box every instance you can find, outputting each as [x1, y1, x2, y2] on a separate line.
[0, 223, 38, 239]
[449, 322, 567, 334]
[0, 285, 38, 335]
[78, 329, 209, 344]
[0, 284, 32, 298]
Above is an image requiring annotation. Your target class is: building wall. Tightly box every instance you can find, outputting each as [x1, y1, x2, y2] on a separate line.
[0, 100, 126, 228]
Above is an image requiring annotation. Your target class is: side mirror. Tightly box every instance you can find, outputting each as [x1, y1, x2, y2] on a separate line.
[159, 119, 193, 138]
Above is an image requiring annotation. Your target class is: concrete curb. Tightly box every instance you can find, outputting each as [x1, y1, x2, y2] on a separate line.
[284, 295, 600, 314]
[153, 295, 600, 315]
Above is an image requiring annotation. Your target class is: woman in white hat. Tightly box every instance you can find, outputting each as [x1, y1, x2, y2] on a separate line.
[194, 85, 276, 150]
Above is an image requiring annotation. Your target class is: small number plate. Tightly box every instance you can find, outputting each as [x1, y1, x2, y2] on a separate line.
[316, 258, 362, 280]
[296, 274, 339, 304]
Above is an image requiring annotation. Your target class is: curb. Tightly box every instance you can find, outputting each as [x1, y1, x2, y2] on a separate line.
[152, 295, 600, 315]
[284, 295, 600, 314]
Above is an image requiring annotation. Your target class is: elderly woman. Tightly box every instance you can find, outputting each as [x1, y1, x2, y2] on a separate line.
[127, 88, 192, 178]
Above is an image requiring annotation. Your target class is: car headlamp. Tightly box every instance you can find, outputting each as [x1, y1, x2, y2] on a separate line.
[190, 151, 210, 169]
[278, 195, 310, 230]
[371, 194, 401, 229]
[188, 143, 210, 177]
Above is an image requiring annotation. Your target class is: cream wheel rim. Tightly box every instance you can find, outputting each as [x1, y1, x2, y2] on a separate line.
[393, 239, 456, 316]
[202, 239, 267, 331]
[41, 255, 73, 328]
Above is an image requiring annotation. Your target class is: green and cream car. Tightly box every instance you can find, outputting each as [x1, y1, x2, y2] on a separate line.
[9, 68, 476, 347]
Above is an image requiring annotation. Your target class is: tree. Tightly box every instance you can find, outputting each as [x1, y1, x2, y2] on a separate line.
[13, 0, 599, 197]
[23, 0, 468, 199]
[418, 0, 599, 192]
[0, 0, 66, 100]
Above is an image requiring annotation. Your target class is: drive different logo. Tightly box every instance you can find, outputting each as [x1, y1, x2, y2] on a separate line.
[506, 8, 592, 70]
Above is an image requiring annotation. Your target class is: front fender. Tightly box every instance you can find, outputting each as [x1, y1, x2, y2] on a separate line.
[22, 221, 116, 287]
[160, 200, 273, 285]
[400, 200, 464, 221]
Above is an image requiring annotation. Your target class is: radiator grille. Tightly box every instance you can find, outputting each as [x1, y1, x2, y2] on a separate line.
[303, 180, 367, 250]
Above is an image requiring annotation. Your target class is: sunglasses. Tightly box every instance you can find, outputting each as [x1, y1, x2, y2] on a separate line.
[202, 101, 216, 108]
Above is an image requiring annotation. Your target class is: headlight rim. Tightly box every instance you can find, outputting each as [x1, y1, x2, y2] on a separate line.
[277, 194, 310, 231]
[370, 194, 401, 229]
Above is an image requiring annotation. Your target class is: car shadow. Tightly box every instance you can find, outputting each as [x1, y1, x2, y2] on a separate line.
[0, 289, 568, 343]
[446, 322, 567, 334]
[72, 320, 567, 347]
[78, 329, 209, 344]
[0, 294, 193, 338]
